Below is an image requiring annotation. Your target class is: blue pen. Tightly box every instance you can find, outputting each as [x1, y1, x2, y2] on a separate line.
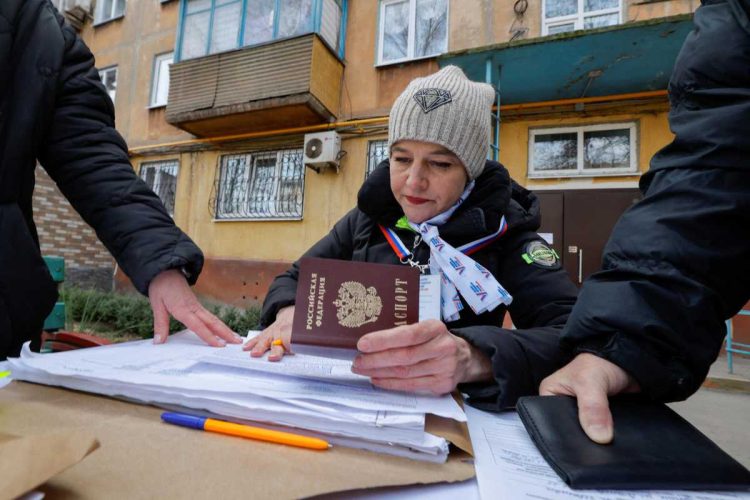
[161, 412, 330, 450]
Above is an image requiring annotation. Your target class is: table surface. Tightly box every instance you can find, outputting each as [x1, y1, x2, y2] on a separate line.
[2, 381, 747, 499]
[0, 381, 474, 500]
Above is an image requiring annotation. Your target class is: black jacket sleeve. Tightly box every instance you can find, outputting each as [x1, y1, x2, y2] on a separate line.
[260, 209, 365, 326]
[561, 167, 750, 402]
[561, 0, 750, 402]
[36, 13, 203, 295]
[455, 232, 578, 410]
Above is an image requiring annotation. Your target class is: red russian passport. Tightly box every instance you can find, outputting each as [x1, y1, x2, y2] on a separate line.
[291, 257, 420, 348]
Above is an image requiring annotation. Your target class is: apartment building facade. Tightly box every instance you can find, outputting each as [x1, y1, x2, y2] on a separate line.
[48, 0, 699, 307]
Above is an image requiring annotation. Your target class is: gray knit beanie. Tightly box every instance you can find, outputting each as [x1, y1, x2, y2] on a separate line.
[388, 65, 496, 181]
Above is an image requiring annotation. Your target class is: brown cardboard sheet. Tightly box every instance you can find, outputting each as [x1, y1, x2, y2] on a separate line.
[0, 382, 474, 499]
[0, 429, 99, 499]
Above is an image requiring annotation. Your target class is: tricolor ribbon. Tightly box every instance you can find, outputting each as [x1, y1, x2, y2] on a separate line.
[379, 215, 512, 321]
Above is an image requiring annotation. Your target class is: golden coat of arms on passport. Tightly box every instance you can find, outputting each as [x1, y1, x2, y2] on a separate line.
[333, 281, 383, 328]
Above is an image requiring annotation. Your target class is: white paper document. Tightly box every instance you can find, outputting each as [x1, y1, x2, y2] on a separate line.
[465, 405, 748, 500]
[9, 331, 466, 462]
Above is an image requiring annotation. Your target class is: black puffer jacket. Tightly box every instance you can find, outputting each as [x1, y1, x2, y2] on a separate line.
[0, 0, 203, 358]
[262, 161, 578, 410]
[561, 0, 750, 401]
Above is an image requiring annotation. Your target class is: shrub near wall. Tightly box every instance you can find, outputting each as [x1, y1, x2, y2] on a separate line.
[61, 288, 261, 339]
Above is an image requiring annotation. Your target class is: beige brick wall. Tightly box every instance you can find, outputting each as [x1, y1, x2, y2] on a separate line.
[33, 167, 114, 290]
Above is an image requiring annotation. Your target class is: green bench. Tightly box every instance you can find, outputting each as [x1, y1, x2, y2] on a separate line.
[41, 256, 111, 352]
[43, 256, 65, 331]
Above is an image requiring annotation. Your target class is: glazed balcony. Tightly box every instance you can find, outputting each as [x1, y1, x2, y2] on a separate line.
[165, 34, 343, 137]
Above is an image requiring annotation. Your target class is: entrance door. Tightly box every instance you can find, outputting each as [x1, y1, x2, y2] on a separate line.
[535, 189, 641, 286]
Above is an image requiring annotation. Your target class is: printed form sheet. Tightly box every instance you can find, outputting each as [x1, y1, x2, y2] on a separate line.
[465, 405, 748, 500]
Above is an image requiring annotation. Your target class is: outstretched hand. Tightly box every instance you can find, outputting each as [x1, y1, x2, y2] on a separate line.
[539, 353, 640, 444]
[148, 269, 242, 347]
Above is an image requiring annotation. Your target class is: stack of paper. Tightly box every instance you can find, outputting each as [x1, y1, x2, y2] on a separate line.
[8, 331, 465, 462]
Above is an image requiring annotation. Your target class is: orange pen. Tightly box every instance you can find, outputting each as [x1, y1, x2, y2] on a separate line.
[161, 412, 331, 451]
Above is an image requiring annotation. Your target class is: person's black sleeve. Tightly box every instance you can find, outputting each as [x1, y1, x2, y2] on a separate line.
[561, 167, 750, 402]
[36, 16, 203, 295]
[260, 209, 366, 327]
[455, 233, 579, 410]
[561, 0, 750, 403]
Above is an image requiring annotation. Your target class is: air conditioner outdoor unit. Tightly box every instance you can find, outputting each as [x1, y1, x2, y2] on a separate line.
[303, 131, 342, 173]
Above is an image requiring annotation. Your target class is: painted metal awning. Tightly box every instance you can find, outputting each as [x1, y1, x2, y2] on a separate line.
[439, 15, 693, 105]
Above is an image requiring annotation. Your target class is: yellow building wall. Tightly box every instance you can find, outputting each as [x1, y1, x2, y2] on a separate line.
[134, 136, 375, 263]
[627, 0, 700, 21]
[138, 107, 675, 265]
[81, 1, 189, 148]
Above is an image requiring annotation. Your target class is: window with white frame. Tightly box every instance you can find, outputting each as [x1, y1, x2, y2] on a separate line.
[543, 0, 621, 36]
[95, 0, 125, 24]
[215, 149, 305, 219]
[140, 160, 180, 215]
[98, 66, 117, 104]
[378, 0, 447, 65]
[529, 122, 637, 178]
[180, 0, 344, 61]
[150, 53, 173, 108]
[366, 140, 389, 177]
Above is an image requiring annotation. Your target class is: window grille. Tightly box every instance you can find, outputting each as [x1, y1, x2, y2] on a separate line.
[140, 160, 179, 215]
[366, 140, 389, 178]
[529, 122, 637, 178]
[377, 0, 448, 65]
[214, 149, 305, 220]
[542, 0, 621, 35]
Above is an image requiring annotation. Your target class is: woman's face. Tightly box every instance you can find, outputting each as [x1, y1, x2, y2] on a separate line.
[389, 140, 469, 224]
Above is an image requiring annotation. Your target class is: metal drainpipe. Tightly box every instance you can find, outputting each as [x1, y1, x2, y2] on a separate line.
[486, 58, 501, 162]
[128, 117, 389, 156]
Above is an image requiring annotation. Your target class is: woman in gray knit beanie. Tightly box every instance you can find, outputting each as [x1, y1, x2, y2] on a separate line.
[251, 66, 577, 410]
[389, 65, 496, 183]
[386, 65, 496, 224]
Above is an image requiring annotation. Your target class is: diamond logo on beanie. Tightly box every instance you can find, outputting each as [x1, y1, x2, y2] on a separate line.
[413, 88, 452, 113]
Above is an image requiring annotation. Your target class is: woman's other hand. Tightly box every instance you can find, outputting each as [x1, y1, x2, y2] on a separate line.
[243, 305, 295, 361]
[352, 319, 492, 395]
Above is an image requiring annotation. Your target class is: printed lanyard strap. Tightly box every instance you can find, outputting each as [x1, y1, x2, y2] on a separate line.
[380, 218, 512, 321]
[379, 216, 508, 263]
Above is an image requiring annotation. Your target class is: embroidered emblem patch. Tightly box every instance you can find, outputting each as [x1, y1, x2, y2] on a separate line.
[522, 241, 560, 269]
[413, 88, 452, 113]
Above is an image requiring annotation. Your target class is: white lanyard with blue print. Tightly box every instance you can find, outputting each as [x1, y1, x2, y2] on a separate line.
[379, 216, 512, 322]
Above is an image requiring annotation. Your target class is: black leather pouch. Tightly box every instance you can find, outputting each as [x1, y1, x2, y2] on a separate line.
[517, 395, 750, 491]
